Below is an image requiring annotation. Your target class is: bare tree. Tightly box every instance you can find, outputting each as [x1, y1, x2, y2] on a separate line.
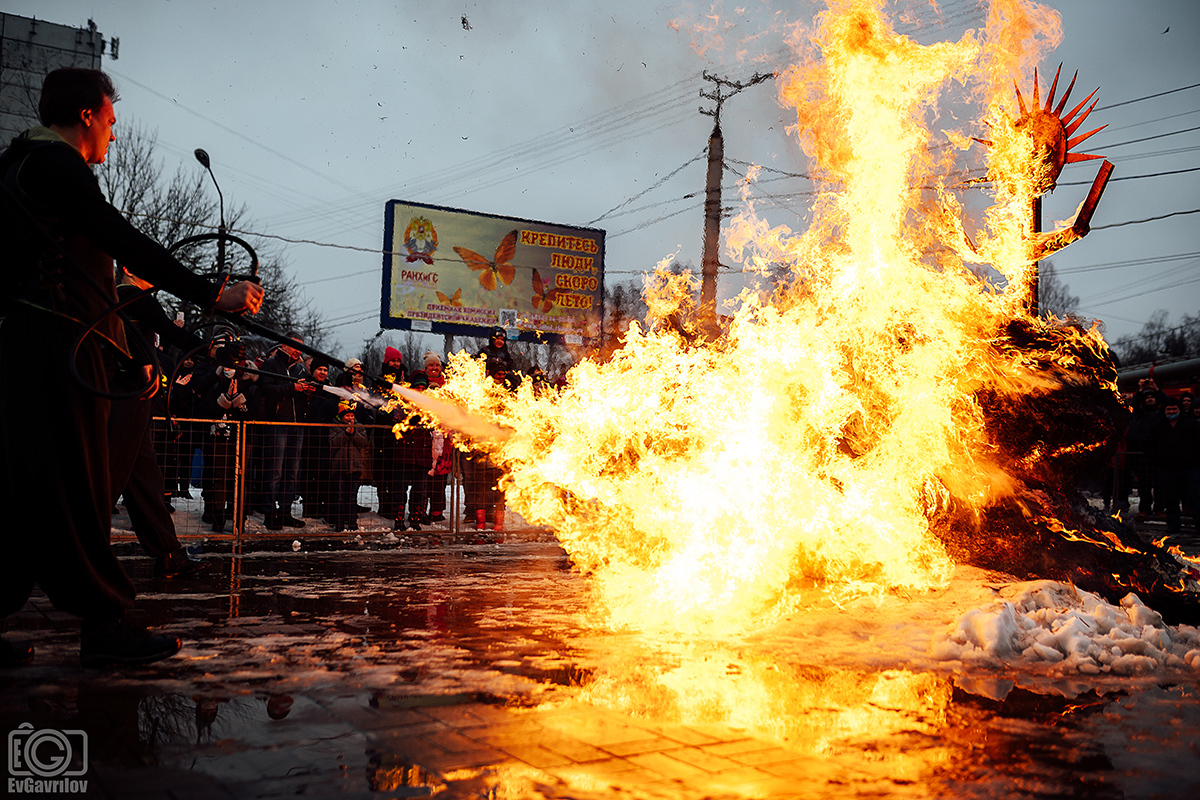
[95, 120, 330, 355]
[1111, 309, 1200, 367]
[505, 339, 577, 382]
[601, 279, 650, 353]
[358, 330, 426, 376]
[1037, 260, 1080, 321]
[97, 122, 215, 262]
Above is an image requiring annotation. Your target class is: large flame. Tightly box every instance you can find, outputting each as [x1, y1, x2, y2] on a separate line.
[434, 0, 1117, 633]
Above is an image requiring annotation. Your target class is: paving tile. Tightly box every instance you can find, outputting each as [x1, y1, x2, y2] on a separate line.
[496, 742, 576, 769]
[538, 712, 660, 749]
[368, 719, 454, 740]
[701, 737, 776, 757]
[538, 733, 611, 763]
[758, 755, 843, 783]
[545, 757, 640, 776]
[464, 719, 548, 747]
[417, 701, 514, 727]
[656, 724, 724, 746]
[601, 736, 685, 757]
[425, 728, 490, 754]
[726, 745, 805, 767]
[625, 750, 707, 780]
[546, 763, 666, 788]
[661, 745, 743, 772]
[373, 733, 508, 773]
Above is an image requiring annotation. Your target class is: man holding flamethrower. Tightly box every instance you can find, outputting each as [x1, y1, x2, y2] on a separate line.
[0, 68, 263, 668]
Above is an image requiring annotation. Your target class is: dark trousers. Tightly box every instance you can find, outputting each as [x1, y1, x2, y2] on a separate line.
[392, 464, 428, 522]
[204, 433, 237, 528]
[160, 418, 191, 495]
[1133, 455, 1158, 513]
[1159, 467, 1200, 533]
[375, 437, 398, 518]
[426, 473, 448, 516]
[464, 454, 502, 522]
[108, 393, 181, 559]
[0, 310, 134, 620]
[301, 431, 331, 517]
[266, 425, 303, 515]
[331, 471, 361, 528]
[246, 424, 267, 512]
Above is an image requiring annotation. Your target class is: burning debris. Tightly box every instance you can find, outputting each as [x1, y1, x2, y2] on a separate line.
[421, 0, 1199, 633]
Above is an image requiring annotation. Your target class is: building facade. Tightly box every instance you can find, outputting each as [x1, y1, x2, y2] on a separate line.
[0, 13, 114, 145]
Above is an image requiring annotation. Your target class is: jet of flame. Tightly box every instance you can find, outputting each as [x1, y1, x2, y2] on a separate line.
[433, 0, 1116, 633]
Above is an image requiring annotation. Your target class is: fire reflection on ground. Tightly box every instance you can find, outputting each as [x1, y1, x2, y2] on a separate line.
[2, 539, 1197, 798]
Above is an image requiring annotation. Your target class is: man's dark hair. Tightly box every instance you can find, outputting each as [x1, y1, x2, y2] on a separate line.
[38, 68, 118, 127]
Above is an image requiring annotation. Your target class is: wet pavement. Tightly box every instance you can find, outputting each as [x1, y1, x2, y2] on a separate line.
[3, 516, 1200, 799]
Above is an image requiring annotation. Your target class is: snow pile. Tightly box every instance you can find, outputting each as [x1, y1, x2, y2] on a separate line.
[932, 581, 1200, 674]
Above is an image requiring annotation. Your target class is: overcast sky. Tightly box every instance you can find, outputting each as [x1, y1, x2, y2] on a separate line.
[10, 0, 1199, 357]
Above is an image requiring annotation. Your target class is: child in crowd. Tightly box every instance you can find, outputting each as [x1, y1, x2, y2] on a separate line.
[328, 400, 368, 532]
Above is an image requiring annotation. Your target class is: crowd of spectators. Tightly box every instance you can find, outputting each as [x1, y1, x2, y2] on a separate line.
[146, 326, 529, 536]
[1105, 380, 1200, 534]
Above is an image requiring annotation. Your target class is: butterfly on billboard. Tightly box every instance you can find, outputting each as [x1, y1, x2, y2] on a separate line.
[531, 269, 559, 312]
[435, 287, 463, 306]
[453, 230, 518, 291]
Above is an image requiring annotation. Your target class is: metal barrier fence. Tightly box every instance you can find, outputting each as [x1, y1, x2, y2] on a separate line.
[112, 418, 512, 541]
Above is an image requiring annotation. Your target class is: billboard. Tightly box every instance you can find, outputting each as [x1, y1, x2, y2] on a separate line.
[381, 200, 605, 343]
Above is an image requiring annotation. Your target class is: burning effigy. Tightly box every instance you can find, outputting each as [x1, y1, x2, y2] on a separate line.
[410, 0, 1200, 633]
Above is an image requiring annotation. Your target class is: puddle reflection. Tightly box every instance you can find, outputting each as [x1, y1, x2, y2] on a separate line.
[3, 542, 1197, 798]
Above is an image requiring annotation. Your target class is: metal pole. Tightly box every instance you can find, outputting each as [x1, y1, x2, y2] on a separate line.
[233, 421, 245, 541]
[450, 448, 461, 537]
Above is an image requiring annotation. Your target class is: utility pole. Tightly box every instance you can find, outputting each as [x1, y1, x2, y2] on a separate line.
[698, 70, 771, 336]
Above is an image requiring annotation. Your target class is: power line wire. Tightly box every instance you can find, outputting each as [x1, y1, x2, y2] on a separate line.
[1104, 107, 1200, 134]
[1059, 165, 1200, 186]
[1092, 208, 1200, 230]
[109, 69, 363, 196]
[586, 149, 707, 225]
[1099, 124, 1200, 149]
[1097, 82, 1200, 112]
[1085, 275, 1200, 309]
[1055, 250, 1200, 275]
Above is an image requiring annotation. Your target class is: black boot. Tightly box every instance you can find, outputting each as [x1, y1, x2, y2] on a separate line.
[80, 617, 181, 668]
[154, 547, 208, 578]
[265, 511, 283, 531]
